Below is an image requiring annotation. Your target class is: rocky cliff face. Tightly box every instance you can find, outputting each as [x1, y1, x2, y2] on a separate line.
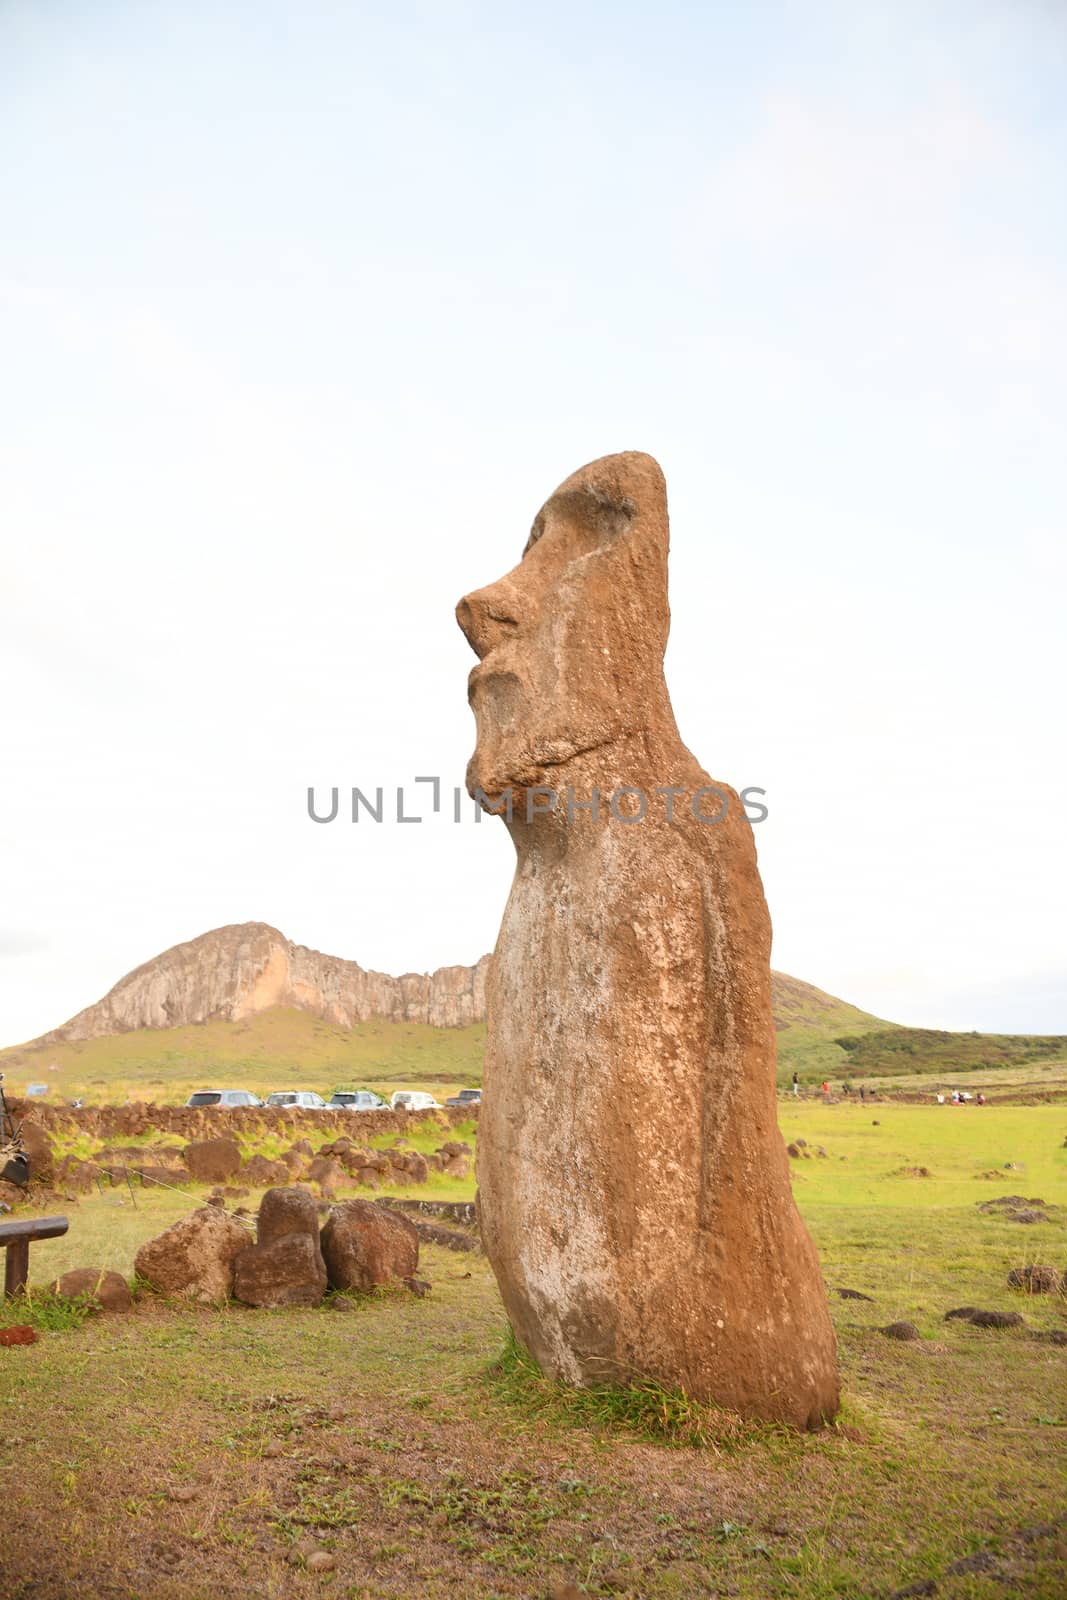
[37, 923, 491, 1043]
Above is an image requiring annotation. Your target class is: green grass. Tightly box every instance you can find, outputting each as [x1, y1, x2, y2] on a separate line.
[0, 1005, 486, 1106]
[1, 1105, 1065, 1597]
[836, 1026, 1067, 1079]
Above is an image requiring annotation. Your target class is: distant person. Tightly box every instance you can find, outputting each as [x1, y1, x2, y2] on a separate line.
[936, 1093, 944, 1105]
[792, 1072, 799, 1097]
[859, 1086, 865, 1102]
[976, 1091, 985, 1106]
[821, 1081, 830, 1099]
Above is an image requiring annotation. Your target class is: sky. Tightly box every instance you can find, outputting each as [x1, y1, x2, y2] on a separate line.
[2, 0, 1065, 1046]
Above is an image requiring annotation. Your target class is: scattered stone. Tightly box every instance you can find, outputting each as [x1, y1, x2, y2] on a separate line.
[134, 1206, 251, 1303]
[320, 1199, 419, 1292]
[262, 1439, 284, 1458]
[1037, 1329, 1067, 1346]
[837, 1287, 875, 1302]
[967, 1310, 1025, 1329]
[413, 1221, 480, 1252]
[306, 1551, 336, 1573]
[18, 1121, 55, 1184]
[168, 1485, 197, 1503]
[872, 1120, 880, 1125]
[287, 1536, 320, 1566]
[404, 1276, 432, 1297]
[786, 1142, 802, 1160]
[945, 1550, 999, 1577]
[183, 1139, 242, 1184]
[240, 1154, 290, 1188]
[0, 1326, 37, 1347]
[50, 1268, 132, 1313]
[1007, 1265, 1063, 1295]
[329, 1295, 357, 1312]
[881, 1322, 922, 1341]
[944, 1307, 981, 1322]
[889, 1581, 937, 1599]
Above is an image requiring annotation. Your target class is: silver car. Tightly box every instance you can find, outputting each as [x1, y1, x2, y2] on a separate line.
[328, 1090, 386, 1111]
[185, 1089, 262, 1108]
[265, 1091, 328, 1110]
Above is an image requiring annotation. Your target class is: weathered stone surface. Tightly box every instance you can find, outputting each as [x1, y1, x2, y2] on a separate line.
[241, 1154, 290, 1188]
[307, 1156, 346, 1190]
[18, 1121, 54, 1184]
[457, 450, 839, 1427]
[256, 1185, 320, 1246]
[51, 1268, 132, 1313]
[33, 922, 491, 1040]
[319, 1200, 419, 1291]
[134, 1207, 250, 1302]
[184, 1139, 241, 1184]
[233, 1233, 327, 1308]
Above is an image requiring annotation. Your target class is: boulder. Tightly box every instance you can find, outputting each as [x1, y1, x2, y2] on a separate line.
[1007, 1264, 1063, 1295]
[881, 1322, 922, 1341]
[307, 1156, 346, 1190]
[257, 1185, 320, 1245]
[355, 1167, 381, 1189]
[319, 1199, 419, 1292]
[241, 1154, 290, 1188]
[136, 1165, 186, 1190]
[183, 1139, 242, 1184]
[50, 1268, 132, 1313]
[233, 1233, 327, 1308]
[54, 1156, 103, 1193]
[233, 1185, 327, 1307]
[134, 1206, 250, 1303]
[18, 1121, 55, 1184]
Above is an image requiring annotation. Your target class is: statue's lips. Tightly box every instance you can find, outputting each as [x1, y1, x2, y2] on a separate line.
[467, 660, 521, 698]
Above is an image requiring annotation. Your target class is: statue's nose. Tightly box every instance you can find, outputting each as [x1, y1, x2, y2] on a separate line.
[455, 578, 523, 660]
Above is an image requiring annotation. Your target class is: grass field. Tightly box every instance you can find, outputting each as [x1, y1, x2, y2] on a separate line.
[1, 1104, 1064, 1598]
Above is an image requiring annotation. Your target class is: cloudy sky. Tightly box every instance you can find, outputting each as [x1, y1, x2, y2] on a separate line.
[2, 0, 1065, 1046]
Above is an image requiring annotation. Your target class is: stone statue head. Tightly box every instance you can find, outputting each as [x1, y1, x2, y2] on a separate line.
[456, 451, 673, 800]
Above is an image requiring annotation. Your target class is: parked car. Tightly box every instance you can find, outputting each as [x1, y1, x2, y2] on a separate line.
[328, 1090, 387, 1112]
[264, 1091, 328, 1110]
[185, 1089, 262, 1108]
[390, 1090, 442, 1111]
[445, 1088, 482, 1108]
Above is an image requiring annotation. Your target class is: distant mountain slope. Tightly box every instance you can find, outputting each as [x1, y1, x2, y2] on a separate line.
[14, 920, 885, 1058]
[26, 922, 491, 1044]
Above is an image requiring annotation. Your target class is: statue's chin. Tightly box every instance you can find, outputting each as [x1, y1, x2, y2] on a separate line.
[465, 745, 547, 806]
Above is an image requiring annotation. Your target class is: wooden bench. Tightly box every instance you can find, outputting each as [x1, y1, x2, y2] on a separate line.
[0, 1216, 69, 1297]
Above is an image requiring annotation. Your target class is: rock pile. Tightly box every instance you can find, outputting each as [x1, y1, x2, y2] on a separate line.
[233, 1188, 327, 1308]
[133, 1190, 422, 1308]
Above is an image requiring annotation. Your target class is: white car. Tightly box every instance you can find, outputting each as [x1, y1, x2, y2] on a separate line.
[390, 1090, 442, 1112]
[185, 1089, 262, 1108]
[264, 1090, 328, 1110]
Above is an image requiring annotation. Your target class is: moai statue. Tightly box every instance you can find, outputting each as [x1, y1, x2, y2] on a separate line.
[457, 452, 838, 1427]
